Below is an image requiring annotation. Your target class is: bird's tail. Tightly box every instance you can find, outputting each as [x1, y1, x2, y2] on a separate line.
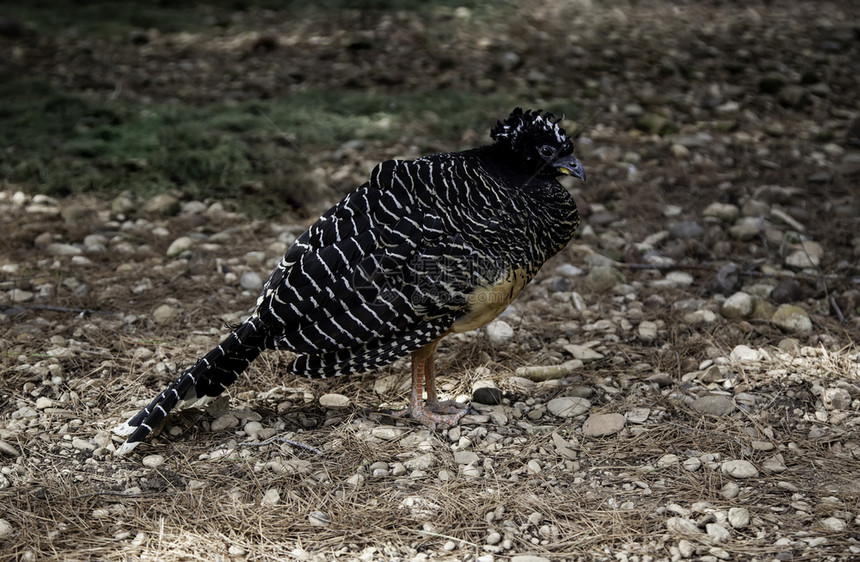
[113, 317, 268, 455]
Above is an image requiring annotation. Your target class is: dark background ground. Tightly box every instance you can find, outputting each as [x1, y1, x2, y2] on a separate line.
[0, 1, 859, 560]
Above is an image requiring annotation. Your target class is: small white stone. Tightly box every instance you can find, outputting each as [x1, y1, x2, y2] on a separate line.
[211, 413, 239, 432]
[730, 344, 762, 363]
[485, 320, 514, 347]
[308, 511, 329, 526]
[666, 517, 701, 535]
[728, 507, 750, 529]
[151, 304, 176, 324]
[261, 488, 280, 506]
[35, 397, 53, 409]
[0, 519, 13, 540]
[239, 272, 263, 291]
[228, 545, 246, 556]
[72, 438, 96, 451]
[706, 523, 730, 543]
[243, 421, 263, 439]
[486, 531, 502, 545]
[721, 459, 759, 479]
[581, 413, 625, 437]
[319, 393, 350, 408]
[453, 451, 480, 465]
[637, 321, 658, 341]
[546, 396, 591, 418]
[371, 427, 404, 440]
[683, 457, 702, 472]
[720, 482, 740, 499]
[166, 236, 195, 257]
[722, 292, 754, 319]
[657, 454, 680, 468]
[626, 407, 650, 424]
[142, 454, 164, 468]
[821, 517, 846, 532]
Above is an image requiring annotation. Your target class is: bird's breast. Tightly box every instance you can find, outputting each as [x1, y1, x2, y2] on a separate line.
[450, 267, 530, 333]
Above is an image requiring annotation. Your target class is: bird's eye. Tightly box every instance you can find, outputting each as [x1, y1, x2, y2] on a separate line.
[540, 146, 556, 159]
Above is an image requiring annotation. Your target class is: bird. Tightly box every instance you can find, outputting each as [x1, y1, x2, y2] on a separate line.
[113, 107, 585, 455]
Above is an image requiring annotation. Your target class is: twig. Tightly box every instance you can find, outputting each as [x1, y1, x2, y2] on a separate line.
[13, 304, 114, 316]
[71, 490, 146, 500]
[239, 435, 323, 456]
[830, 296, 846, 324]
[619, 262, 852, 283]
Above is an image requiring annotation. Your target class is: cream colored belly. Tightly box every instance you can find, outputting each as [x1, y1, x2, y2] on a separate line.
[450, 267, 530, 333]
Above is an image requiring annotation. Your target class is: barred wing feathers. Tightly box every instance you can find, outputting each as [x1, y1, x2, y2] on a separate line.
[255, 159, 508, 378]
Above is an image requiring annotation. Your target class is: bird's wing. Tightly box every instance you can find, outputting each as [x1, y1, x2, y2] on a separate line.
[255, 159, 509, 376]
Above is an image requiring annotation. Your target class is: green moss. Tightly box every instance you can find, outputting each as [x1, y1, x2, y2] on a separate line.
[0, 73, 581, 214]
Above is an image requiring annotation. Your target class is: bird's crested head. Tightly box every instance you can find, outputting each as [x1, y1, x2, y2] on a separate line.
[490, 108, 585, 181]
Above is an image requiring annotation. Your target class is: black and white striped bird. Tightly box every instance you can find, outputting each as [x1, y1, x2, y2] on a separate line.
[114, 108, 585, 455]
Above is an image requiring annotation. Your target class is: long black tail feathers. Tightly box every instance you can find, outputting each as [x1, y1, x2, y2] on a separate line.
[112, 318, 266, 456]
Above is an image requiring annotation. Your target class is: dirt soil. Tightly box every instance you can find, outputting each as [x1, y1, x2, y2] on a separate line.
[1, 1, 859, 561]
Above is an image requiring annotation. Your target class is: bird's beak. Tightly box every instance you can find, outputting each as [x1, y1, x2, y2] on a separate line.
[554, 154, 586, 181]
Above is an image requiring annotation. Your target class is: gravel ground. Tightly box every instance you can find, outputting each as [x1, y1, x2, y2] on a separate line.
[1, 1, 859, 560]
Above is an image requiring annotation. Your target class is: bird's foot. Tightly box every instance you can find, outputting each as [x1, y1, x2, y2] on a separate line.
[390, 400, 470, 429]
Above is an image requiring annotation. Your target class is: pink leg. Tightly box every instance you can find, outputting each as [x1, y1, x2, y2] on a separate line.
[404, 341, 469, 428]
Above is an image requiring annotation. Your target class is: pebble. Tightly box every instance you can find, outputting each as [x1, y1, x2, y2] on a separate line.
[584, 266, 626, 292]
[728, 507, 750, 529]
[706, 523, 730, 543]
[721, 292, 754, 319]
[142, 454, 165, 468]
[581, 413, 625, 437]
[485, 320, 514, 346]
[472, 380, 503, 405]
[720, 482, 740, 499]
[166, 236, 195, 257]
[703, 202, 740, 222]
[683, 309, 717, 324]
[730, 344, 762, 363]
[546, 397, 591, 418]
[239, 272, 263, 291]
[729, 220, 761, 241]
[144, 193, 181, 215]
[771, 304, 812, 333]
[511, 557, 551, 562]
[666, 517, 701, 535]
[637, 321, 658, 341]
[308, 511, 329, 526]
[72, 438, 96, 451]
[657, 454, 680, 467]
[821, 517, 846, 532]
[683, 457, 702, 472]
[35, 397, 53, 409]
[691, 395, 735, 416]
[371, 427, 404, 441]
[243, 421, 263, 439]
[668, 221, 704, 239]
[626, 407, 650, 424]
[0, 440, 20, 457]
[761, 453, 787, 473]
[210, 413, 239, 432]
[721, 459, 759, 479]
[319, 393, 350, 408]
[563, 344, 604, 361]
[0, 519, 12, 540]
[507, 376, 537, 393]
[46, 243, 82, 256]
[453, 451, 480, 465]
[151, 304, 176, 324]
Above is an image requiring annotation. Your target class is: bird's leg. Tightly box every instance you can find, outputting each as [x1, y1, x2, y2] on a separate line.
[422, 351, 468, 416]
[406, 341, 469, 427]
